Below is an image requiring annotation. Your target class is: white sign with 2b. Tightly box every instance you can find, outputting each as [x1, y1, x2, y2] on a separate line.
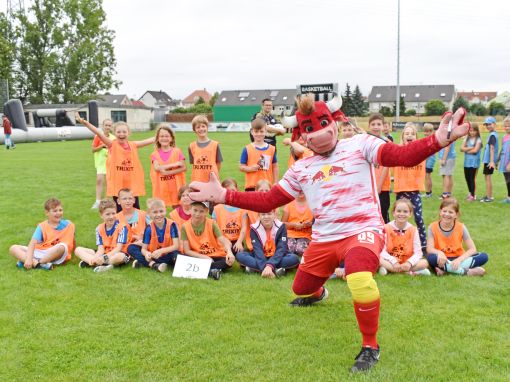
[172, 255, 212, 279]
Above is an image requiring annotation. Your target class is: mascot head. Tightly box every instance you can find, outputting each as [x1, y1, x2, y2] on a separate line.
[283, 94, 347, 155]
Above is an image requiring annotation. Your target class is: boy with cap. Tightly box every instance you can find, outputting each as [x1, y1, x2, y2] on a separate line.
[480, 117, 499, 202]
[181, 200, 235, 280]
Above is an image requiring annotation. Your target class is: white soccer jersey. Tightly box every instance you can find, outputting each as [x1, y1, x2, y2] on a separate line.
[279, 134, 386, 242]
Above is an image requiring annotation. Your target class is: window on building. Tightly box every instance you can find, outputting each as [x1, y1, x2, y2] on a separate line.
[221, 97, 227, 102]
[286, 105, 291, 110]
[270, 90, 279, 97]
[401, 93, 406, 97]
[111, 110, 127, 122]
[415, 93, 420, 98]
[376, 93, 381, 98]
[251, 97, 256, 101]
[283, 96, 288, 100]
[240, 97, 245, 101]
[440, 93, 446, 97]
[238, 92, 250, 98]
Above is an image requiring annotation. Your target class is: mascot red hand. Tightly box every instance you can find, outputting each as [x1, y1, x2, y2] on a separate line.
[285, 94, 347, 155]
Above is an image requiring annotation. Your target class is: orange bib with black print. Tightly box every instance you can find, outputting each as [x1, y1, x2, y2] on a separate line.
[374, 165, 391, 192]
[384, 223, 416, 264]
[213, 204, 244, 242]
[189, 140, 219, 182]
[244, 143, 276, 189]
[284, 200, 313, 239]
[393, 161, 425, 193]
[106, 140, 145, 196]
[430, 221, 464, 258]
[116, 209, 147, 244]
[183, 218, 226, 257]
[147, 219, 174, 252]
[150, 149, 186, 206]
[97, 221, 128, 253]
[36, 221, 76, 260]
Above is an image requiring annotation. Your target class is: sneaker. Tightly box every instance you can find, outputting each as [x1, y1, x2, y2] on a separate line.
[289, 287, 329, 307]
[275, 267, 286, 277]
[35, 262, 53, 270]
[435, 267, 445, 276]
[91, 201, 100, 209]
[16, 261, 24, 268]
[94, 264, 114, 273]
[466, 195, 475, 202]
[79, 260, 91, 268]
[422, 193, 432, 198]
[209, 268, 222, 280]
[245, 266, 255, 274]
[152, 263, 168, 273]
[132, 260, 142, 269]
[466, 267, 485, 276]
[480, 196, 494, 203]
[409, 269, 431, 276]
[378, 267, 388, 276]
[350, 346, 380, 373]
[500, 198, 510, 204]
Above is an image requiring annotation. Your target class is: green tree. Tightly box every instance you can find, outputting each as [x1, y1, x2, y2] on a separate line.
[341, 83, 354, 116]
[488, 101, 506, 116]
[195, 96, 205, 105]
[351, 85, 367, 116]
[393, 96, 406, 116]
[424, 99, 447, 116]
[209, 91, 219, 106]
[12, 0, 119, 104]
[469, 103, 487, 116]
[379, 106, 393, 117]
[452, 96, 469, 112]
[0, 13, 15, 84]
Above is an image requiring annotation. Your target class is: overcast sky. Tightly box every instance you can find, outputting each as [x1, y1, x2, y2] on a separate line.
[5, 0, 510, 99]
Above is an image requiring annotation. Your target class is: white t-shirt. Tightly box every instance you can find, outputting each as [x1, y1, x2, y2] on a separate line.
[279, 134, 386, 242]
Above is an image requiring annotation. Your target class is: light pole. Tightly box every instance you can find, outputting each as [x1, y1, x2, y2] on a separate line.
[396, 0, 401, 122]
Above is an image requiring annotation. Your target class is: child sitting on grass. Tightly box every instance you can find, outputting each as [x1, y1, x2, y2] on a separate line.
[181, 201, 235, 280]
[426, 198, 488, 276]
[129, 198, 180, 273]
[116, 188, 149, 247]
[379, 198, 430, 276]
[75, 199, 129, 273]
[236, 209, 300, 278]
[10, 198, 75, 270]
[281, 191, 313, 257]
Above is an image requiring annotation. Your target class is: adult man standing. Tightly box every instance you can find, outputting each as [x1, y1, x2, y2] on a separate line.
[250, 98, 285, 147]
[2, 114, 15, 149]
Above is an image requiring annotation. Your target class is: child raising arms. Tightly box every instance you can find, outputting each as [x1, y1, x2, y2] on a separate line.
[76, 114, 154, 211]
[379, 199, 430, 276]
[150, 125, 186, 208]
[91, 118, 114, 209]
[426, 198, 488, 276]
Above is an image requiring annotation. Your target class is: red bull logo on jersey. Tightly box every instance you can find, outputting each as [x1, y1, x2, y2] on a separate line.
[311, 164, 344, 184]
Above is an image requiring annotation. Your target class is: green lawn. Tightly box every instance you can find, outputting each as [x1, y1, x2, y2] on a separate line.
[0, 131, 509, 381]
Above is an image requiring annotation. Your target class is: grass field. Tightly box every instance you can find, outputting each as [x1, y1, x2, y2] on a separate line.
[0, 131, 509, 381]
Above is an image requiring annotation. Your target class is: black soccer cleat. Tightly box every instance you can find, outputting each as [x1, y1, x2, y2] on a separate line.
[209, 269, 222, 280]
[289, 287, 328, 307]
[350, 346, 380, 373]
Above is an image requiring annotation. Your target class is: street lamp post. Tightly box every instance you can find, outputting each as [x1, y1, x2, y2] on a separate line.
[396, 0, 401, 122]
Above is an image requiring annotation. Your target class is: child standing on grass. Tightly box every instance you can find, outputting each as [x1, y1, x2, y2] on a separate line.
[422, 123, 436, 198]
[480, 117, 499, 203]
[116, 188, 149, 248]
[150, 125, 186, 208]
[240, 118, 279, 191]
[393, 123, 427, 250]
[283, 136, 314, 168]
[382, 121, 394, 142]
[438, 139, 456, 200]
[368, 113, 391, 223]
[460, 123, 482, 201]
[188, 115, 222, 182]
[497, 116, 510, 203]
[379, 198, 430, 276]
[91, 119, 114, 209]
[426, 198, 488, 276]
[181, 201, 235, 280]
[76, 113, 155, 211]
[281, 191, 313, 257]
[2, 114, 15, 149]
[10, 198, 75, 270]
[236, 209, 300, 278]
[75, 199, 129, 273]
[129, 198, 180, 273]
[212, 178, 248, 254]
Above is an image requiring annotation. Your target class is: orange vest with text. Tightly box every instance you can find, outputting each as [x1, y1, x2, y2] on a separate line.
[189, 140, 219, 182]
[430, 221, 464, 258]
[170, 208, 190, 252]
[106, 140, 145, 197]
[183, 218, 226, 258]
[244, 143, 276, 189]
[213, 204, 244, 242]
[147, 218, 175, 252]
[284, 200, 313, 239]
[393, 161, 425, 193]
[374, 164, 391, 192]
[150, 148, 186, 206]
[97, 221, 128, 253]
[35, 220, 75, 260]
[384, 223, 416, 264]
[116, 209, 147, 244]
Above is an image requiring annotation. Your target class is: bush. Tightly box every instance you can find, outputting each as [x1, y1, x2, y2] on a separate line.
[425, 99, 447, 116]
[406, 109, 416, 116]
[173, 103, 212, 114]
[379, 106, 393, 117]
